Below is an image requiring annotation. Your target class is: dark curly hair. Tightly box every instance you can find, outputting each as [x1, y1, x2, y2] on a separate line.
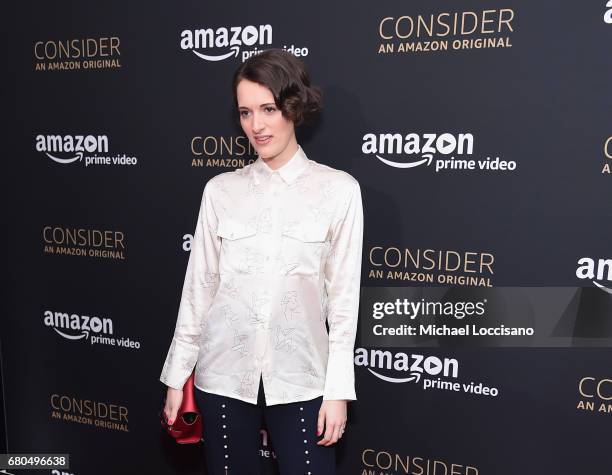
[232, 49, 323, 127]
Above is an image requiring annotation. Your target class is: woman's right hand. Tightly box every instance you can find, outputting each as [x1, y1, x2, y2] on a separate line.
[163, 387, 184, 425]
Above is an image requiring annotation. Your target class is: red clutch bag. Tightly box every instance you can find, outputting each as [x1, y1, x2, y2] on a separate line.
[160, 371, 203, 444]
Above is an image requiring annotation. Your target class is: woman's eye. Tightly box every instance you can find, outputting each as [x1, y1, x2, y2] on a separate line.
[239, 110, 249, 117]
[265, 107, 276, 113]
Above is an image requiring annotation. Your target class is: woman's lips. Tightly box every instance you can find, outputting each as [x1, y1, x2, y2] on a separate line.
[255, 135, 272, 145]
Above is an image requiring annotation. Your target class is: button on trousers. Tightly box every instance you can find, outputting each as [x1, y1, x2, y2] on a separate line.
[194, 376, 336, 475]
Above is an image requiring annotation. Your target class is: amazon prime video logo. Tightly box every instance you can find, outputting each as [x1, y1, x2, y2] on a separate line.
[35, 134, 138, 167]
[354, 347, 500, 397]
[180, 24, 273, 62]
[362, 132, 516, 172]
[179, 24, 309, 63]
[44, 309, 141, 349]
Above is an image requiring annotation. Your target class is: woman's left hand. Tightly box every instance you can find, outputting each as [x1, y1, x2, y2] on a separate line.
[316, 399, 347, 446]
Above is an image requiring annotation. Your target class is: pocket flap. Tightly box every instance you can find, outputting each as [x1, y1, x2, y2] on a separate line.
[282, 221, 329, 242]
[216, 218, 257, 240]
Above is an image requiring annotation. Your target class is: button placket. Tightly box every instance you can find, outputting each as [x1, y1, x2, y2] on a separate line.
[266, 172, 282, 272]
[271, 171, 282, 197]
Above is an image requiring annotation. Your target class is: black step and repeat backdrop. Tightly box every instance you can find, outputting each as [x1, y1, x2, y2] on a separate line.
[3, 1, 612, 474]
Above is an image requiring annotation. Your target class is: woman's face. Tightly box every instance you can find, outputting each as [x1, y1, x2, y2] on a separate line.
[237, 78, 296, 161]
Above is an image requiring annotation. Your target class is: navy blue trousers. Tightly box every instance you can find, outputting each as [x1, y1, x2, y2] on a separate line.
[194, 376, 336, 475]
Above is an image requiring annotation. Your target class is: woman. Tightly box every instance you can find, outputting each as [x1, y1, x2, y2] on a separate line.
[161, 48, 364, 475]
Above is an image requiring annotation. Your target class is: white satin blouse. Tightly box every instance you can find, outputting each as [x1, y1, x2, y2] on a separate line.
[159, 144, 364, 405]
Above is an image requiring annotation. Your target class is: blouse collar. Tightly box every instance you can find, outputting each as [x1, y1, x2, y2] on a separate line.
[252, 144, 309, 185]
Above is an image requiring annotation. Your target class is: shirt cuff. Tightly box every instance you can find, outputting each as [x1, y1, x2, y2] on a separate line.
[322, 349, 357, 401]
[159, 337, 199, 390]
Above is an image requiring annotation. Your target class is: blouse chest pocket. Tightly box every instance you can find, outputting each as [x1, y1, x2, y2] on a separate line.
[216, 218, 263, 275]
[281, 221, 329, 243]
[216, 218, 257, 241]
[280, 221, 330, 277]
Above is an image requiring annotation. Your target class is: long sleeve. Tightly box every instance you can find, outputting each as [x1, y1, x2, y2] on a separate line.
[322, 178, 364, 401]
[159, 179, 221, 390]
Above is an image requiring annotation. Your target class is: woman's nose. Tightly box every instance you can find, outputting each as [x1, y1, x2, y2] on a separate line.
[252, 112, 264, 133]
